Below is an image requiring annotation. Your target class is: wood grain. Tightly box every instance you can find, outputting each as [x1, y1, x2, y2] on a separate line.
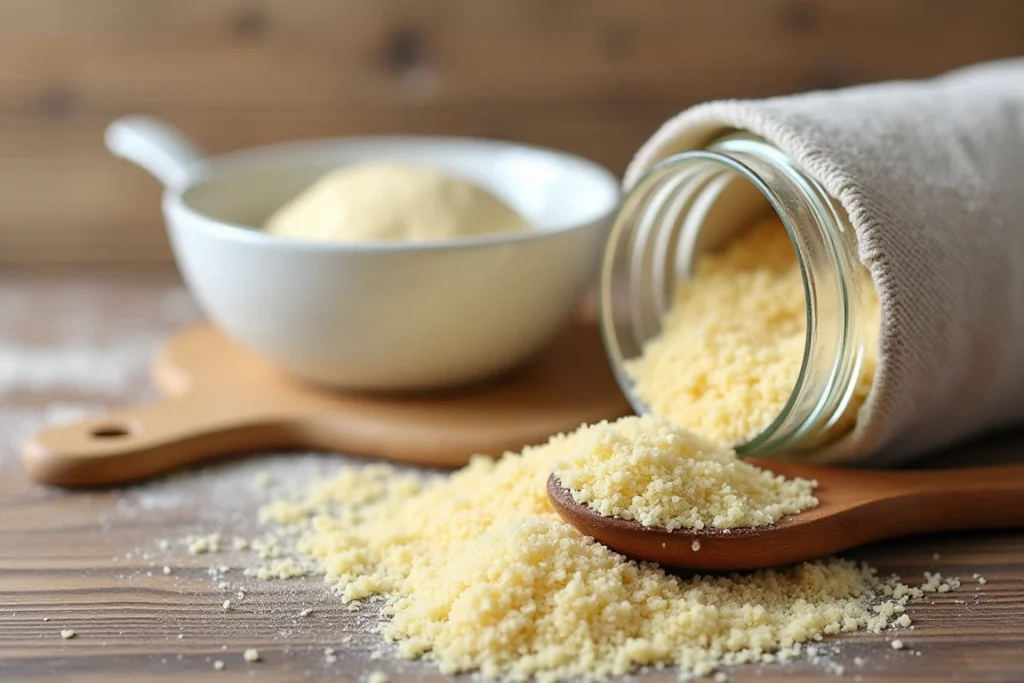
[0, 270, 1023, 681]
[3, 0, 1024, 264]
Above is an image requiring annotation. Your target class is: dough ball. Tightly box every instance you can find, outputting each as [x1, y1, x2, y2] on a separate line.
[263, 162, 528, 243]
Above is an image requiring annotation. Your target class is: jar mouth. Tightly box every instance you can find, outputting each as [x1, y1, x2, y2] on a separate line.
[599, 134, 861, 456]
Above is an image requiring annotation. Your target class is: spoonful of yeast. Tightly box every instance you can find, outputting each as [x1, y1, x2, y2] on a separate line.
[546, 419, 1024, 572]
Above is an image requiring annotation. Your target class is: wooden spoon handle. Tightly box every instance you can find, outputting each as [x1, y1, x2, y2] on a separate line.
[896, 462, 1024, 491]
[877, 463, 1024, 535]
[21, 394, 293, 487]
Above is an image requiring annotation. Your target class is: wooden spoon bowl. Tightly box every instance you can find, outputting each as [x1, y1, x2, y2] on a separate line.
[548, 459, 1024, 572]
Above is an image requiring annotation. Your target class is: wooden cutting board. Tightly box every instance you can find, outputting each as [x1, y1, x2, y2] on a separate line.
[21, 320, 632, 487]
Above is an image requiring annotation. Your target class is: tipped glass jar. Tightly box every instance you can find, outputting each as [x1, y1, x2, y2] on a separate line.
[600, 133, 880, 457]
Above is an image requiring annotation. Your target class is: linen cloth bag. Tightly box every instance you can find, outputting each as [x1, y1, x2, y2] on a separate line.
[623, 59, 1024, 465]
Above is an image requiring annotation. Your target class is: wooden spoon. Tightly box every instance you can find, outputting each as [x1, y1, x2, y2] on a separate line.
[548, 459, 1024, 572]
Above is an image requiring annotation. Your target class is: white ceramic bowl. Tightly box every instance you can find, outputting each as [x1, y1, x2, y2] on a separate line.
[105, 115, 621, 391]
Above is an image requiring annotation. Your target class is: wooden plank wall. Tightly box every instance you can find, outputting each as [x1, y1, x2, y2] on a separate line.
[2, 0, 1023, 264]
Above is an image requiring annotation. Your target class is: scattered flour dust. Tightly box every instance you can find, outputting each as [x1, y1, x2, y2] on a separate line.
[252, 416, 945, 682]
[552, 416, 817, 530]
[0, 281, 199, 467]
[0, 338, 157, 397]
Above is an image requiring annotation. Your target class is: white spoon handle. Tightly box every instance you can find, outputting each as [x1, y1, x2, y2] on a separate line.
[104, 114, 207, 190]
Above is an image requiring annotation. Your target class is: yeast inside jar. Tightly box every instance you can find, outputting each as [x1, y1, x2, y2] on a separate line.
[600, 134, 881, 456]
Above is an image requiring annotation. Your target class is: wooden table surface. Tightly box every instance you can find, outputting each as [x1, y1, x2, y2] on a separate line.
[1, 269, 1022, 682]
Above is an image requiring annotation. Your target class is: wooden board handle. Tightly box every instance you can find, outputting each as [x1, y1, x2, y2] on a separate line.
[21, 395, 292, 487]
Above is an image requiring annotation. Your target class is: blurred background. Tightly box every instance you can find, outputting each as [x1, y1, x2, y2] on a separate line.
[3, 0, 1024, 266]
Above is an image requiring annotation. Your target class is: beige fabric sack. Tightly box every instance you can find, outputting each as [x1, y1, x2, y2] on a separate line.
[624, 59, 1024, 465]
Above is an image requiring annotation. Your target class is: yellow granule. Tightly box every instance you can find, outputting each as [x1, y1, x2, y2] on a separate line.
[251, 557, 308, 581]
[553, 416, 817, 530]
[625, 215, 878, 446]
[256, 417, 931, 681]
[186, 532, 222, 555]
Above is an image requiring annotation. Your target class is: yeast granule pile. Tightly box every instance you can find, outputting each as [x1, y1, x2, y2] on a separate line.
[625, 215, 879, 446]
[552, 417, 817, 530]
[257, 417, 937, 681]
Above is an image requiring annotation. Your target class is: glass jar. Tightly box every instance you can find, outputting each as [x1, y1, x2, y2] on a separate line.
[600, 133, 879, 457]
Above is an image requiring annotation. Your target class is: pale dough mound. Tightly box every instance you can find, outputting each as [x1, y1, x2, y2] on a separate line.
[553, 415, 818, 530]
[263, 162, 527, 243]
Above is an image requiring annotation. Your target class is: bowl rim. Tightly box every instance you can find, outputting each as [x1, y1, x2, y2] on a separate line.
[163, 134, 623, 253]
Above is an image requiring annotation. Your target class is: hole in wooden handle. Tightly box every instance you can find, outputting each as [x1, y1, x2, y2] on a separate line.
[90, 423, 137, 439]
